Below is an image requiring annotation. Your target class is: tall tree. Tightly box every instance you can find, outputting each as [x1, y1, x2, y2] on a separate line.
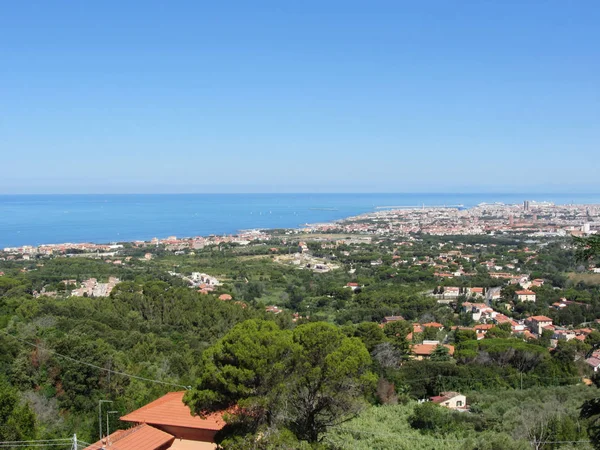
[185, 320, 376, 444]
[0, 378, 37, 441]
[288, 322, 376, 442]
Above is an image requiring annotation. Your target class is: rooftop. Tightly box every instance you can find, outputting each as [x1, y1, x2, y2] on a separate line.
[120, 392, 226, 431]
[83, 423, 174, 450]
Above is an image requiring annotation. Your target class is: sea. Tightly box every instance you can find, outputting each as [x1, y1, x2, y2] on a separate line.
[1, 193, 600, 248]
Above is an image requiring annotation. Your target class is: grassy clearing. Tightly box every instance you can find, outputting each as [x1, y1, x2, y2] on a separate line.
[568, 272, 600, 285]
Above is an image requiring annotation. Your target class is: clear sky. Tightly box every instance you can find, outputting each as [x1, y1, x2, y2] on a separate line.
[1, 1, 598, 194]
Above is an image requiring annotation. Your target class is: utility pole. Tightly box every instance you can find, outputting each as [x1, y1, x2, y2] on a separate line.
[106, 410, 119, 443]
[72, 434, 77, 450]
[98, 400, 113, 442]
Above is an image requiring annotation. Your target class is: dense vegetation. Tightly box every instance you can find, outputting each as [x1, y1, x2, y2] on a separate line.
[1, 233, 600, 448]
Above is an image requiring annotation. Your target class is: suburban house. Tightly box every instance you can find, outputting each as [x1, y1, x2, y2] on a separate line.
[265, 305, 283, 314]
[462, 302, 494, 322]
[440, 286, 460, 298]
[411, 343, 455, 360]
[345, 282, 360, 291]
[474, 324, 494, 338]
[468, 287, 484, 298]
[586, 357, 600, 372]
[84, 392, 226, 450]
[527, 316, 553, 335]
[515, 290, 536, 302]
[430, 392, 467, 410]
[553, 328, 576, 341]
[381, 315, 405, 324]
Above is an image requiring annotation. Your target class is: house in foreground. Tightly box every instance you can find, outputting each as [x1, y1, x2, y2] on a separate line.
[84, 392, 226, 450]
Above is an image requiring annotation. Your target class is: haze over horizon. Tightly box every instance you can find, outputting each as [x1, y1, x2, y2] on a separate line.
[1, 1, 599, 194]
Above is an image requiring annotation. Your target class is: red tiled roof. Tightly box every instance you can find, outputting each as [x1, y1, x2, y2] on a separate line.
[412, 344, 455, 356]
[430, 391, 462, 404]
[422, 322, 443, 328]
[587, 357, 600, 368]
[218, 294, 232, 301]
[516, 290, 536, 295]
[120, 392, 226, 431]
[83, 424, 174, 450]
[530, 315, 552, 322]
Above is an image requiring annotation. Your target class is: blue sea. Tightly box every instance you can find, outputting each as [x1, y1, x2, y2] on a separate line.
[1, 193, 600, 248]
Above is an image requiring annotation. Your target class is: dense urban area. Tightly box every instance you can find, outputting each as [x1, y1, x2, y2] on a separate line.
[2, 201, 600, 449]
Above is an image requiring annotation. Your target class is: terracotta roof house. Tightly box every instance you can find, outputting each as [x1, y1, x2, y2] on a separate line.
[218, 294, 232, 301]
[430, 391, 467, 410]
[265, 305, 283, 314]
[422, 322, 444, 330]
[84, 392, 226, 450]
[345, 282, 360, 291]
[469, 287, 484, 297]
[527, 316, 553, 335]
[382, 315, 405, 324]
[587, 357, 600, 372]
[84, 424, 175, 450]
[411, 343, 455, 360]
[412, 323, 424, 334]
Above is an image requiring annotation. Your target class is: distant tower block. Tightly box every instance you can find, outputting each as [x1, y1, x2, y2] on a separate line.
[523, 200, 530, 211]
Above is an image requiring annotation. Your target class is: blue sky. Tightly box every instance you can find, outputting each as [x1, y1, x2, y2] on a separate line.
[1, 1, 598, 194]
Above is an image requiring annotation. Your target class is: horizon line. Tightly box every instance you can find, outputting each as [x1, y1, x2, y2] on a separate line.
[2, 192, 600, 196]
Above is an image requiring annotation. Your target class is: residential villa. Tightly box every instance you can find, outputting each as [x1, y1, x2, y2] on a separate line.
[430, 392, 467, 410]
[411, 343, 455, 360]
[422, 322, 444, 331]
[381, 315, 405, 325]
[345, 282, 361, 291]
[527, 316, 553, 335]
[515, 290, 536, 302]
[462, 302, 494, 322]
[84, 391, 226, 450]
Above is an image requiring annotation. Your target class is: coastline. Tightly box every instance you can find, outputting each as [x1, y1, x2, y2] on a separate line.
[3, 200, 600, 252]
[2, 193, 600, 249]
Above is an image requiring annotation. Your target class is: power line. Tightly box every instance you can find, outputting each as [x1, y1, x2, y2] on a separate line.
[0, 440, 72, 443]
[0, 330, 191, 390]
[0, 328, 585, 393]
[0, 440, 73, 447]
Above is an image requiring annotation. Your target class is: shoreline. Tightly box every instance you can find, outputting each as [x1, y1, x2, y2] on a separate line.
[2, 198, 600, 251]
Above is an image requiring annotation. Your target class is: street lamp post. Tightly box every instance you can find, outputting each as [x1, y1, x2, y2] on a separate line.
[98, 400, 113, 442]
